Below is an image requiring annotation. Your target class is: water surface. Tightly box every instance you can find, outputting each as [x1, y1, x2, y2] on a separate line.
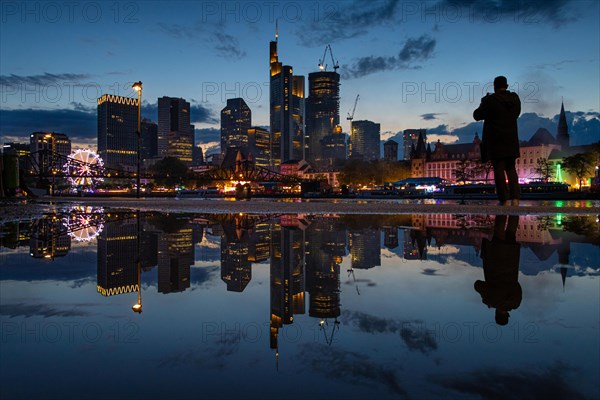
[1, 209, 598, 399]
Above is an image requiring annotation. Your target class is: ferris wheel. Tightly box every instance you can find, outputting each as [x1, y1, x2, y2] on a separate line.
[64, 149, 105, 187]
[61, 206, 105, 242]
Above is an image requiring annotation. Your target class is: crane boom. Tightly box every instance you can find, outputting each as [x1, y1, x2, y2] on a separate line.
[318, 44, 339, 72]
[347, 94, 360, 121]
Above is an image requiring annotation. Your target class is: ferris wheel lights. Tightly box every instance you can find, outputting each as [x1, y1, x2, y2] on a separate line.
[64, 149, 105, 188]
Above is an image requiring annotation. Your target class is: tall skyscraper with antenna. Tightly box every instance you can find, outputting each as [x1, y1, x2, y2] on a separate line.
[269, 23, 305, 167]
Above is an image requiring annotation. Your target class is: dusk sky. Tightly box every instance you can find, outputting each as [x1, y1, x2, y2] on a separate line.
[1, 0, 599, 153]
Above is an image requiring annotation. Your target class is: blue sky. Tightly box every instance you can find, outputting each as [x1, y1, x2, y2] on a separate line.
[1, 0, 599, 152]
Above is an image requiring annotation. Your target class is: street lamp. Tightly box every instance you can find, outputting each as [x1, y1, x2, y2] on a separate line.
[132, 81, 143, 198]
[132, 211, 142, 313]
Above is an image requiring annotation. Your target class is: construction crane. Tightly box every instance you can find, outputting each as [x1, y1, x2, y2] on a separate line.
[347, 94, 360, 121]
[318, 44, 339, 72]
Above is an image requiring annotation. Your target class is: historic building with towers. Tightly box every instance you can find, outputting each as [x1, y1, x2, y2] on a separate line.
[409, 101, 598, 188]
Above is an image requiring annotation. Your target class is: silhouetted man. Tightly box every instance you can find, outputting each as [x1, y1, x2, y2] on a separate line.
[475, 215, 521, 325]
[474, 76, 521, 206]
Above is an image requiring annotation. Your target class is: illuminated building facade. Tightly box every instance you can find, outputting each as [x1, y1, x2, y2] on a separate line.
[305, 71, 340, 168]
[97, 219, 138, 296]
[221, 98, 251, 154]
[220, 223, 252, 293]
[349, 228, 381, 269]
[157, 226, 193, 294]
[97, 94, 138, 170]
[269, 222, 306, 350]
[305, 218, 344, 320]
[269, 31, 305, 166]
[167, 130, 194, 166]
[29, 216, 71, 259]
[158, 96, 193, 165]
[350, 120, 380, 161]
[247, 127, 271, 167]
[320, 127, 347, 166]
[516, 128, 561, 181]
[29, 132, 71, 171]
[248, 220, 271, 262]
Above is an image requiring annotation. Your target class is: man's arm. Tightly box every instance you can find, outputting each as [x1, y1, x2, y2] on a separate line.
[473, 96, 489, 121]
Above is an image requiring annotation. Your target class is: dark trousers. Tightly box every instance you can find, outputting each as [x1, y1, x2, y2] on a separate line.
[492, 158, 519, 202]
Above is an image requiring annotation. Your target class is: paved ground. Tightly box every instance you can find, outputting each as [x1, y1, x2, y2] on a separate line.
[1, 197, 597, 223]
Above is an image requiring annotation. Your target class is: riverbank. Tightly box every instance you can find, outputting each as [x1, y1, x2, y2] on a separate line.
[1, 197, 596, 222]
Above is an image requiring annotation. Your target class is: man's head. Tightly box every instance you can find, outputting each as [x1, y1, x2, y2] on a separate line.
[493, 76, 509, 92]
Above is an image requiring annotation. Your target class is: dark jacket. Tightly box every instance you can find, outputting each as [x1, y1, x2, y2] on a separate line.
[473, 90, 521, 162]
[476, 237, 522, 311]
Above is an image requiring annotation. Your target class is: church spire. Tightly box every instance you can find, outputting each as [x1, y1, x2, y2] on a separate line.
[557, 100, 569, 148]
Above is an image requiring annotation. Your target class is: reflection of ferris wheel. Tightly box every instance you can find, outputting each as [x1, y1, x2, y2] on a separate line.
[61, 206, 105, 242]
[64, 149, 105, 187]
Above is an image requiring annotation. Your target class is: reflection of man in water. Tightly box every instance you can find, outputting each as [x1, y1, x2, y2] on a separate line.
[475, 215, 521, 325]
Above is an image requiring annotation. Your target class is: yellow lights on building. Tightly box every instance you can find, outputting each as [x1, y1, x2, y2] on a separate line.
[97, 94, 139, 106]
[97, 284, 139, 297]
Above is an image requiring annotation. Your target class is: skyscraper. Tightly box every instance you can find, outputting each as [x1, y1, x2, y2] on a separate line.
[320, 128, 347, 166]
[383, 139, 399, 161]
[247, 126, 271, 167]
[97, 219, 138, 296]
[140, 119, 158, 161]
[29, 132, 71, 172]
[269, 29, 305, 166]
[305, 71, 340, 168]
[157, 224, 193, 294]
[350, 228, 381, 269]
[269, 221, 306, 350]
[158, 96, 193, 165]
[350, 120, 380, 161]
[97, 94, 138, 170]
[221, 98, 251, 154]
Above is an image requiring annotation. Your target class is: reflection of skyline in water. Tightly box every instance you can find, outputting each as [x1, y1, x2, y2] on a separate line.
[1, 211, 599, 399]
[2, 212, 599, 285]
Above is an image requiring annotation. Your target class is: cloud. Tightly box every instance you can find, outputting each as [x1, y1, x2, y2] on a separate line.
[195, 127, 220, 144]
[413, 110, 599, 146]
[214, 31, 247, 60]
[430, 361, 588, 399]
[398, 35, 436, 62]
[343, 35, 436, 79]
[190, 104, 219, 124]
[140, 100, 216, 126]
[297, 0, 402, 46]
[297, 342, 408, 397]
[0, 108, 96, 139]
[70, 102, 95, 112]
[421, 113, 445, 121]
[158, 334, 240, 370]
[427, 133, 460, 144]
[155, 21, 246, 60]
[0, 303, 94, 318]
[0, 73, 91, 87]
[437, 0, 579, 28]
[155, 21, 201, 40]
[1, 100, 217, 145]
[342, 310, 437, 354]
[533, 59, 587, 71]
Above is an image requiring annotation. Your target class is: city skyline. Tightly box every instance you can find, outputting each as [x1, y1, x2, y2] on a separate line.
[1, 1, 599, 152]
